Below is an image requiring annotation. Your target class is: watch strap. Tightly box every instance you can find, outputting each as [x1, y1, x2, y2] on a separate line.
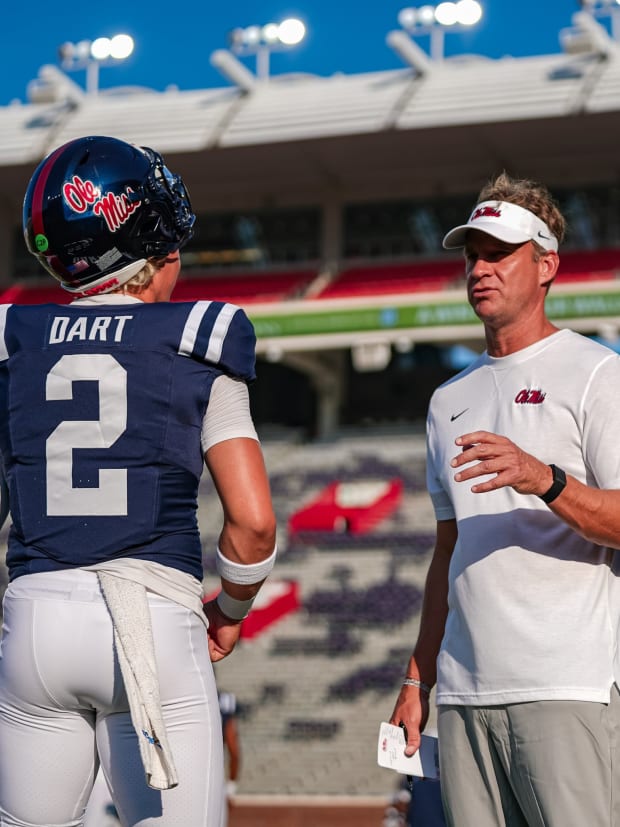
[539, 464, 567, 504]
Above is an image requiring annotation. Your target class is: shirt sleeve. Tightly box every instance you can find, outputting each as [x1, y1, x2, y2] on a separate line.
[426, 404, 456, 521]
[201, 375, 258, 454]
[582, 353, 620, 489]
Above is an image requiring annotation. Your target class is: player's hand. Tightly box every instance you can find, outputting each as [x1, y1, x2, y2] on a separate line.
[451, 430, 553, 496]
[202, 600, 243, 661]
[388, 685, 430, 757]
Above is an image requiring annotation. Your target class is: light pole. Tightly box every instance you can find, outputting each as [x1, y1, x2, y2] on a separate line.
[579, 0, 620, 39]
[58, 34, 135, 94]
[397, 1, 483, 61]
[227, 18, 306, 80]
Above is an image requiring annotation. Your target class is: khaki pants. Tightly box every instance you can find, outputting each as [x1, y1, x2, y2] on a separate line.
[437, 684, 620, 827]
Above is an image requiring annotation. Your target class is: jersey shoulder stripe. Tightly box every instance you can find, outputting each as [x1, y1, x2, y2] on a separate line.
[178, 300, 212, 357]
[178, 300, 238, 363]
[205, 303, 238, 364]
[178, 301, 256, 382]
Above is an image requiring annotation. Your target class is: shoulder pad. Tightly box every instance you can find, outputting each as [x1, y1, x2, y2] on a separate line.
[178, 301, 256, 381]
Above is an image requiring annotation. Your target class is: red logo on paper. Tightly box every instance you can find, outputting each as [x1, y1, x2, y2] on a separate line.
[472, 206, 502, 220]
[514, 388, 546, 405]
[63, 175, 141, 233]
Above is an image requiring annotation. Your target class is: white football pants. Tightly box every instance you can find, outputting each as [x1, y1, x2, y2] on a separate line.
[0, 569, 224, 827]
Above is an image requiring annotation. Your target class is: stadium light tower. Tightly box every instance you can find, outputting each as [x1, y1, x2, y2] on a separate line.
[58, 35, 135, 94]
[579, 0, 620, 39]
[397, 1, 483, 61]
[227, 18, 306, 80]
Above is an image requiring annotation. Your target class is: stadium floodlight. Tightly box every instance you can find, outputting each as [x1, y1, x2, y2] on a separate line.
[58, 34, 134, 94]
[396, 1, 483, 60]
[577, 0, 620, 40]
[277, 18, 306, 45]
[226, 17, 307, 80]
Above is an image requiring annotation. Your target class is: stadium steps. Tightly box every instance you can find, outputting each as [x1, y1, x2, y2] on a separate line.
[211, 538, 435, 795]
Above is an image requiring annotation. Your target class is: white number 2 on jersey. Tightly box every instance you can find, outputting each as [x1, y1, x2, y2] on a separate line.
[46, 354, 128, 516]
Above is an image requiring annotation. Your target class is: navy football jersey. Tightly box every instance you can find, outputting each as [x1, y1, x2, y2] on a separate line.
[0, 300, 256, 581]
[218, 690, 237, 728]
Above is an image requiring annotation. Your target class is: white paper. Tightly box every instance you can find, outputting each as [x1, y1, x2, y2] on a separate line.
[377, 722, 440, 779]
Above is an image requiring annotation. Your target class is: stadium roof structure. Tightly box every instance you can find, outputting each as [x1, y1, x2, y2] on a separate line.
[1, 8, 620, 422]
[2, 9, 620, 209]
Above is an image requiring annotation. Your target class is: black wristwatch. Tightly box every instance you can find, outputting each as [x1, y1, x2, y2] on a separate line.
[538, 464, 567, 504]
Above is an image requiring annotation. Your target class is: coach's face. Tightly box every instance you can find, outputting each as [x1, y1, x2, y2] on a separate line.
[463, 230, 558, 330]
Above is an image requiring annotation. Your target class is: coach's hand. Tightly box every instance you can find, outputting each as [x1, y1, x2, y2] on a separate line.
[452, 430, 552, 496]
[203, 600, 243, 661]
[389, 684, 430, 757]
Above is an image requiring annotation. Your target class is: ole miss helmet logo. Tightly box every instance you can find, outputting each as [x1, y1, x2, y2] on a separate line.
[63, 175, 142, 234]
[471, 205, 502, 221]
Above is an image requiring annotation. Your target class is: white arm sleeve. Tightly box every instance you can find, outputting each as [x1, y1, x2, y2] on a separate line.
[201, 375, 258, 454]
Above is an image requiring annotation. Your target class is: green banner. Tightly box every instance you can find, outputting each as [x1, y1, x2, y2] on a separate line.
[545, 292, 620, 319]
[251, 302, 476, 338]
[250, 291, 620, 339]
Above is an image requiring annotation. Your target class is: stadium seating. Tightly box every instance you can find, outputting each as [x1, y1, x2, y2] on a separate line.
[314, 259, 465, 298]
[172, 268, 318, 303]
[200, 429, 436, 796]
[0, 269, 319, 307]
[553, 248, 619, 283]
[1, 248, 617, 308]
[0, 283, 73, 305]
[284, 719, 342, 740]
[288, 478, 404, 536]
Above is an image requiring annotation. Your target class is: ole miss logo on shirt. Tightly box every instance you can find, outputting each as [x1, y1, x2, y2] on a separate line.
[514, 388, 546, 404]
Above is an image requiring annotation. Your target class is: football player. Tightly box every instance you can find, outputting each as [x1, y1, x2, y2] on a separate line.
[0, 135, 276, 827]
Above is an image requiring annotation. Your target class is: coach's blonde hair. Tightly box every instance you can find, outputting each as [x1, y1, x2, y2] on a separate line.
[477, 171, 567, 254]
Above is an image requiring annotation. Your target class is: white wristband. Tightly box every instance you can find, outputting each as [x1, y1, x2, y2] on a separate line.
[216, 590, 256, 621]
[215, 545, 277, 585]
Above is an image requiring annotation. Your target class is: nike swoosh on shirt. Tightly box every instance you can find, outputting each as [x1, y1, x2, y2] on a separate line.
[450, 409, 469, 421]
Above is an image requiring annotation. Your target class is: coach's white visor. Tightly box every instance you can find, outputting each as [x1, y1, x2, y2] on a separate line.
[442, 200, 559, 252]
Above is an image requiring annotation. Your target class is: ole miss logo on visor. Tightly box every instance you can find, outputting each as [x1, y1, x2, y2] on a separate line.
[63, 175, 141, 233]
[471, 205, 502, 221]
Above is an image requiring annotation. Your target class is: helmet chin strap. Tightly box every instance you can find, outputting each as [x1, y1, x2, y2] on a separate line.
[62, 258, 148, 297]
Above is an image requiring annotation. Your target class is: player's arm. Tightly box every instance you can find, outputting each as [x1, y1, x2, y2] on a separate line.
[201, 376, 277, 659]
[389, 518, 456, 755]
[206, 434, 277, 577]
[203, 436, 276, 660]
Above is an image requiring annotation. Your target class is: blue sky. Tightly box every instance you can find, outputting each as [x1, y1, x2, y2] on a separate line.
[1, 1, 604, 105]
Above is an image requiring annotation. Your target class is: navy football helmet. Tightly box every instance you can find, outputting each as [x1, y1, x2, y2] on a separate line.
[23, 135, 195, 295]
